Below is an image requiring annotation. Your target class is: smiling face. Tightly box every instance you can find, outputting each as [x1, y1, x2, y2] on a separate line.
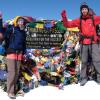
[17, 18, 25, 27]
[81, 8, 89, 16]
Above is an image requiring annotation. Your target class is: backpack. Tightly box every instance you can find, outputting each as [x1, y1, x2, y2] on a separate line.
[96, 24, 100, 36]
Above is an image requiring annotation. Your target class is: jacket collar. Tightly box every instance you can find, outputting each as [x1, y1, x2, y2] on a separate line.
[82, 14, 91, 20]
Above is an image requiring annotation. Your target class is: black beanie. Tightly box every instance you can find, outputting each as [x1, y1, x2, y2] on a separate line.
[80, 4, 89, 11]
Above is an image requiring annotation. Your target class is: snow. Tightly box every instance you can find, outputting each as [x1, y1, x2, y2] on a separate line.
[0, 81, 100, 100]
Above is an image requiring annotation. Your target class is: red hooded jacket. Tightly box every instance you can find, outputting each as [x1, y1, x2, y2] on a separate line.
[62, 15, 100, 44]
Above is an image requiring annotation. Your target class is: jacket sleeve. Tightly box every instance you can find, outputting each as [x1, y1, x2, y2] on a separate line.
[62, 16, 80, 28]
[23, 41, 26, 54]
[23, 32, 26, 54]
[5, 25, 13, 39]
[94, 15, 100, 25]
[0, 19, 3, 32]
[6, 25, 13, 33]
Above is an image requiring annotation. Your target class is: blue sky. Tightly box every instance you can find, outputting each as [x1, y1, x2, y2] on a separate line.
[0, 0, 100, 21]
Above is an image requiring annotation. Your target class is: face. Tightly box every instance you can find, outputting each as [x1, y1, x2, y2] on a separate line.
[81, 8, 89, 16]
[17, 18, 24, 27]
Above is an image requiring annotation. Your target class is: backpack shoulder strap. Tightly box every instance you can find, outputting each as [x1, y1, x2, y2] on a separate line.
[91, 15, 95, 27]
[80, 16, 82, 33]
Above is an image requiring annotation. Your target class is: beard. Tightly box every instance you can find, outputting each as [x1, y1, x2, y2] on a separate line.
[81, 10, 89, 16]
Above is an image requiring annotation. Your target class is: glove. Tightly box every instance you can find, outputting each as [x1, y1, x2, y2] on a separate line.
[61, 10, 66, 18]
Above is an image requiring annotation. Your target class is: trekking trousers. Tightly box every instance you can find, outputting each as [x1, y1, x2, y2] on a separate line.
[80, 43, 100, 81]
[6, 58, 21, 94]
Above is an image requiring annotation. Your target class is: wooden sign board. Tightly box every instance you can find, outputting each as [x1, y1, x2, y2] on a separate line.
[26, 27, 65, 49]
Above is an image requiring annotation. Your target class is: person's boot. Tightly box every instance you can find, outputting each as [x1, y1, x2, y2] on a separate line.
[8, 93, 16, 99]
[80, 79, 87, 86]
[96, 74, 100, 84]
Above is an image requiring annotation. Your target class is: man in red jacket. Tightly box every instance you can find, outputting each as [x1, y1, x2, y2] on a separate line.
[61, 3, 100, 86]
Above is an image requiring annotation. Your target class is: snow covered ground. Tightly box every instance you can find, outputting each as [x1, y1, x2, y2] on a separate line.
[0, 81, 100, 100]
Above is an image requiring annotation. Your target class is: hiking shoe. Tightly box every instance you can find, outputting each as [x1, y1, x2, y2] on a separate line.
[96, 74, 100, 85]
[80, 79, 87, 86]
[8, 93, 16, 99]
[95, 79, 100, 85]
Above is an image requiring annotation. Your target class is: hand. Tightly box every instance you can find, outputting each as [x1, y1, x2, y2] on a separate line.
[0, 33, 3, 40]
[0, 11, 2, 17]
[61, 10, 66, 18]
